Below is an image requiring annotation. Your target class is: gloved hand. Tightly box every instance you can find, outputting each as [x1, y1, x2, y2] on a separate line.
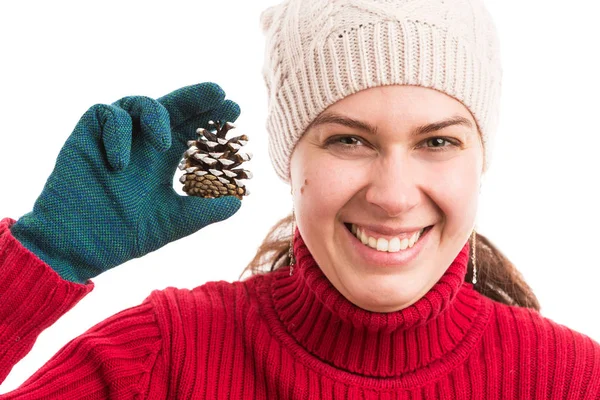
[11, 83, 241, 283]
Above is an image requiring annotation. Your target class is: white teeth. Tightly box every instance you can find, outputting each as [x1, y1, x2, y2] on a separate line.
[360, 230, 369, 245]
[388, 237, 401, 252]
[352, 224, 425, 253]
[399, 238, 409, 251]
[408, 233, 417, 247]
[368, 237, 377, 249]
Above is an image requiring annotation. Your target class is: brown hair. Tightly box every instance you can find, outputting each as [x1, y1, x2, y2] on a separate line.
[242, 213, 540, 311]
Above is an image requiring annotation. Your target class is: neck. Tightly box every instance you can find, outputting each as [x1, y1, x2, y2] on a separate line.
[270, 230, 490, 378]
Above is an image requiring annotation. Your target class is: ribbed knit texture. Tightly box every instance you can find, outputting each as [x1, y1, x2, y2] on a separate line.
[1, 218, 599, 398]
[0, 219, 93, 386]
[260, 0, 503, 181]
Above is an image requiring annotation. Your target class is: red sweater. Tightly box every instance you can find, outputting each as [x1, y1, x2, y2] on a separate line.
[0, 217, 599, 399]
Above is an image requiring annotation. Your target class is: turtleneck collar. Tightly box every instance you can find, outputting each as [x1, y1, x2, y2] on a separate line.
[270, 229, 491, 379]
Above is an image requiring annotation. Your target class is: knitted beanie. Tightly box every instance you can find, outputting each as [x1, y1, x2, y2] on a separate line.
[260, 0, 503, 182]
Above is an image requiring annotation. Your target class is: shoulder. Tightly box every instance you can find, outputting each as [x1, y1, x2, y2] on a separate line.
[490, 298, 600, 350]
[145, 273, 269, 326]
[483, 296, 600, 394]
[140, 274, 272, 373]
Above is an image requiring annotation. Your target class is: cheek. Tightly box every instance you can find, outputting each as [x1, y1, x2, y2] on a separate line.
[424, 156, 480, 231]
[292, 154, 367, 224]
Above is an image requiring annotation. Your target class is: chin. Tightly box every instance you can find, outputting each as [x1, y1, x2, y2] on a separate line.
[345, 277, 426, 312]
[353, 295, 419, 313]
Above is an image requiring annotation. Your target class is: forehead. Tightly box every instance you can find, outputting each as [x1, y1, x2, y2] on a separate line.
[324, 85, 475, 128]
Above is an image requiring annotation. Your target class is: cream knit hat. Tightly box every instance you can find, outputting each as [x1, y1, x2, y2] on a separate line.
[260, 0, 502, 182]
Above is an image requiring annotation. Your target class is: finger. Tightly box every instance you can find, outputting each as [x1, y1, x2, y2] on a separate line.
[172, 99, 241, 152]
[85, 104, 133, 171]
[113, 96, 171, 153]
[197, 99, 241, 129]
[158, 82, 226, 128]
[163, 99, 242, 173]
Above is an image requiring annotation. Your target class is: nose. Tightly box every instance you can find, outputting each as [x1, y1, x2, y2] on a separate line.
[364, 153, 421, 217]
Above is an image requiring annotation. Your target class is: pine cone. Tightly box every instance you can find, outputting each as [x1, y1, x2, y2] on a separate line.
[178, 120, 252, 200]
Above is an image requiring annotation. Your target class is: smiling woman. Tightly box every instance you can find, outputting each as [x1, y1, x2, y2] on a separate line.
[0, 0, 599, 398]
[296, 83, 483, 313]
[246, 85, 540, 313]
[241, 0, 600, 395]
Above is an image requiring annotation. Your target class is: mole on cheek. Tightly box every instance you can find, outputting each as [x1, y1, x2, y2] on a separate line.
[300, 179, 309, 194]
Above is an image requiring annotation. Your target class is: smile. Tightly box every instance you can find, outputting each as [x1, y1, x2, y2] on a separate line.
[346, 223, 432, 253]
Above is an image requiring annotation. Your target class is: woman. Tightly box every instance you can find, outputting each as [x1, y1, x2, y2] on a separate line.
[1, 0, 599, 399]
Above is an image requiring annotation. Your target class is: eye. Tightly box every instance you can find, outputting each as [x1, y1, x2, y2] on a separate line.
[325, 135, 366, 148]
[422, 137, 460, 152]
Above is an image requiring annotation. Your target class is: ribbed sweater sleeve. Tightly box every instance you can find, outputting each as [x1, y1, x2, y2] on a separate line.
[0, 218, 94, 384]
[0, 218, 166, 398]
[1, 302, 165, 399]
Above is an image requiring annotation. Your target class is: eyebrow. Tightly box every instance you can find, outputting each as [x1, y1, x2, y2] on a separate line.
[308, 112, 474, 136]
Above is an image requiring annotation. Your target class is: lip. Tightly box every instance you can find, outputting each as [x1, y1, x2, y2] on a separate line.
[348, 223, 426, 240]
[342, 223, 433, 267]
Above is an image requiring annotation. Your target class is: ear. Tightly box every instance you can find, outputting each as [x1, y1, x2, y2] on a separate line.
[260, 4, 279, 33]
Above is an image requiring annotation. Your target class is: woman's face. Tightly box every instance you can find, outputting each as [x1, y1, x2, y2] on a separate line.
[289, 85, 483, 312]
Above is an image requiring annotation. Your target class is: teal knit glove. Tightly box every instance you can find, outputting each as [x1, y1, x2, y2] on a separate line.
[11, 83, 242, 283]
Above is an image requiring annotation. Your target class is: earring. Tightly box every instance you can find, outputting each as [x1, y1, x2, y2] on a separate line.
[471, 228, 477, 285]
[289, 195, 296, 276]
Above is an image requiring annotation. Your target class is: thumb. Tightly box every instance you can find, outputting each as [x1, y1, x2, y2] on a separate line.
[177, 195, 242, 235]
[137, 188, 242, 256]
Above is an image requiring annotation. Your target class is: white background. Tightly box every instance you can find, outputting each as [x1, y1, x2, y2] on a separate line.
[0, 0, 599, 393]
